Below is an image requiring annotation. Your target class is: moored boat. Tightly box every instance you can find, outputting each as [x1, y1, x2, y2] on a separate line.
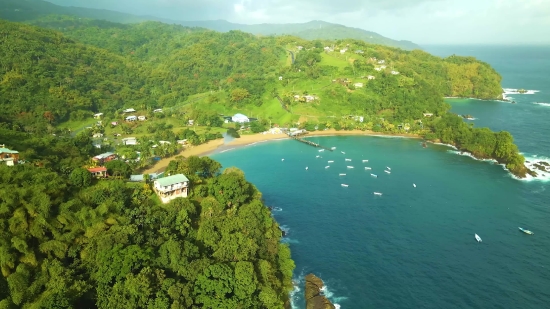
[518, 227, 534, 235]
[319, 149, 325, 152]
[339, 173, 346, 176]
[370, 173, 377, 177]
[475, 234, 482, 242]
[328, 160, 334, 163]
[384, 170, 391, 174]
[325, 166, 330, 169]
[362, 159, 369, 162]
[373, 192, 382, 196]
[347, 166, 354, 169]
[341, 184, 349, 187]
[364, 167, 372, 170]
[345, 158, 352, 161]
[341, 151, 345, 154]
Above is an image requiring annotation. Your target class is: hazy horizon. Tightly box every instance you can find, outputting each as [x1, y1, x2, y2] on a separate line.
[45, 0, 550, 45]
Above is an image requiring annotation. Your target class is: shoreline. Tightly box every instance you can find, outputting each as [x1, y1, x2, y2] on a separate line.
[141, 130, 422, 173]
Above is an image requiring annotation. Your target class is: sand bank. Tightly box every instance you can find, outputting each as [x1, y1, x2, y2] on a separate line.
[142, 130, 421, 173]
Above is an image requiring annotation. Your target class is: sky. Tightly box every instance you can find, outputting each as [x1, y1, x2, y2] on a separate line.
[46, 0, 550, 44]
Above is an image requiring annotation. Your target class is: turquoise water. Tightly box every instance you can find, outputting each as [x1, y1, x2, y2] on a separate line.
[211, 46, 550, 308]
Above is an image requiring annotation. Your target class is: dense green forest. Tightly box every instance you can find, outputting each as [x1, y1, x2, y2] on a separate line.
[0, 16, 531, 176]
[0, 156, 294, 308]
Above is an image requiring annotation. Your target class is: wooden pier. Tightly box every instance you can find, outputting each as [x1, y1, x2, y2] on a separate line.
[288, 134, 333, 151]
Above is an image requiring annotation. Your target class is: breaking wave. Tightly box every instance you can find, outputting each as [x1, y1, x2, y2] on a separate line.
[533, 102, 550, 107]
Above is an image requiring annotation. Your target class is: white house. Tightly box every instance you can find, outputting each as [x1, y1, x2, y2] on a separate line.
[304, 95, 316, 103]
[375, 68, 382, 71]
[138, 115, 147, 121]
[93, 113, 103, 119]
[188, 119, 194, 126]
[153, 109, 163, 113]
[279, 76, 283, 81]
[297, 46, 303, 50]
[340, 48, 347, 54]
[153, 174, 189, 203]
[232, 113, 249, 123]
[378, 60, 385, 64]
[380, 65, 387, 69]
[423, 113, 434, 117]
[367, 75, 376, 80]
[159, 140, 171, 145]
[122, 137, 138, 145]
[391, 71, 400, 75]
[92, 133, 104, 138]
[123, 108, 136, 113]
[353, 82, 364, 88]
[125, 115, 137, 121]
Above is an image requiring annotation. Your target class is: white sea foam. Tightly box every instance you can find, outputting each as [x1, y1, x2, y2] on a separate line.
[534, 102, 550, 107]
[519, 155, 550, 182]
[289, 274, 303, 309]
[502, 88, 540, 95]
[280, 225, 290, 234]
[447, 150, 497, 163]
[320, 280, 348, 308]
[271, 207, 283, 212]
[432, 142, 458, 150]
[218, 148, 236, 153]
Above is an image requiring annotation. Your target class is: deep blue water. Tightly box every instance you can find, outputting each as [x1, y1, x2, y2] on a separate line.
[211, 46, 550, 308]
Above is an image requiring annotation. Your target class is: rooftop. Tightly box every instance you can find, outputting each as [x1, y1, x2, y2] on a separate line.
[0, 147, 18, 154]
[88, 167, 107, 172]
[155, 174, 189, 187]
[93, 152, 115, 159]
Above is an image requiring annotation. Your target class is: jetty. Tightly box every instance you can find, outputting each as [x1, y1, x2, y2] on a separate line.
[287, 131, 333, 151]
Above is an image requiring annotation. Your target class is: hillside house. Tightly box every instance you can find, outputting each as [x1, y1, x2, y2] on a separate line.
[153, 108, 163, 113]
[188, 119, 194, 126]
[123, 108, 136, 113]
[423, 113, 434, 117]
[153, 174, 190, 203]
[111, 121, 118, 126]
[279, 76, 283, 81]
[297, 46, 303, 50]
[355, 50, 364, 54]
[0, 145, 19, 166]
[177, 139, 188, 145]
[93, 113, 103, 119]
[380, 65, 387, 69]
[375, 68, 382, 71]
[87, 167, 108, 178]
[391, 71, 400, 75]
[340, 48, 347, 54]
[232, 113, 250, 123]
[92, 133, 104, 138]
[324, 46, 333, 52]
[122, 137, 138, 145]
[367, 75, 376, 80]
[138, 115, 147, 121]
[378, 60, 385, 64]
[125, 115, 137, 121]
[353, 83, 364, 88]
[304, 95, 317, 102]
[92, 152, 117, 164]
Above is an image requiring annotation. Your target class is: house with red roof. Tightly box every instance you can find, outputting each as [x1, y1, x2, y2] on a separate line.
[87, 167, 108, 178]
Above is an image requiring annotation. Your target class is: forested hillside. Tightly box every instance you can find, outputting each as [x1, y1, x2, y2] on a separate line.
[0, 157, 294, 308]
[1, 17, 529, 177]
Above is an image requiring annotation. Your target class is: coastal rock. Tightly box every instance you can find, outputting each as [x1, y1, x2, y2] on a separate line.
[305, 274, 335, 309]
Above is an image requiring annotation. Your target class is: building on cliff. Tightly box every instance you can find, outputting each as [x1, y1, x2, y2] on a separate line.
[153, 174, 190, 203]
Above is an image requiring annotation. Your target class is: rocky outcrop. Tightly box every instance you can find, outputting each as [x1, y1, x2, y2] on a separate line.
[305, 274, 335, 309]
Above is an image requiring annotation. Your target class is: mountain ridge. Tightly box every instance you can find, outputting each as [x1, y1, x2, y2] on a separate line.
[0, 0, 421, 50]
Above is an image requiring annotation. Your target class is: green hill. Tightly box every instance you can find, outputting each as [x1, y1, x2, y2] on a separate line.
[0, 0, 420, 50]
[0, 17, 530, 176]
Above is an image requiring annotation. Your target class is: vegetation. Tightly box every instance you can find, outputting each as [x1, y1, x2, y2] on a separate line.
[0, 156, 294, 308]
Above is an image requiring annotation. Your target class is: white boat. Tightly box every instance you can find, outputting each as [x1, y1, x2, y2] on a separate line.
[386, 166, 391, 170]
[364, 167, 372, 170]
[341, 151, 346, 154]
[282, 159, 285, 161]
[341, 184, 349, 187]
[328, 160, 334, 163]
[519, 227, 534, 235]
[374, 192, 382, 196]
[319, 149, 325, 152]
[339, 173, 346, 176]
[347, 166, 354, 169]
[331, 147, 336, 150]
[316, 155, 320, 158]
[325, 166, 330, 169]
[475, 234, 482, 242]
[371, 173, 378, 177]
[413, 183, 416, 188]
[362, 159, 369, 162]
[384, 170, 391, 174]
[345, 158, 352, 161]
[305, 167, 308, 170]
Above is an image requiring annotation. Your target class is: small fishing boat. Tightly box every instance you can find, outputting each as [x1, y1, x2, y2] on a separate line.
[316, 155, 320, 158]
[305, 167, 308, 170]
[362, 159, 368, 162]
[345, 158, 352, 161]
[386, 166, 391, 170]
[325, 166, 330, 169]
[413, 183, 416, 188]
[364, 167, 372, 170]
[373, 192, 382, 196]
[518, 227, 534, 235]
[347, 166, 354, 169]
[328, 160, 334, 163]
[319, 149, 325, 152]
[339, 173, 346, 176]
[384, 170, 391, 174]
[331, 147, 336, 150]
[341, 184, 349, 187]
[370, 173, 377, 177]
[475, 234, 482, 242]
[341, 151, 346, 154]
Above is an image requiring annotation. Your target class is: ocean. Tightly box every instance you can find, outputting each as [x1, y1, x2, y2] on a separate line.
[211, 46, 550, 308]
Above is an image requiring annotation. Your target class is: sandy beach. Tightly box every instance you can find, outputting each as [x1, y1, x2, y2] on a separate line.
[142, 130, 422, 173]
